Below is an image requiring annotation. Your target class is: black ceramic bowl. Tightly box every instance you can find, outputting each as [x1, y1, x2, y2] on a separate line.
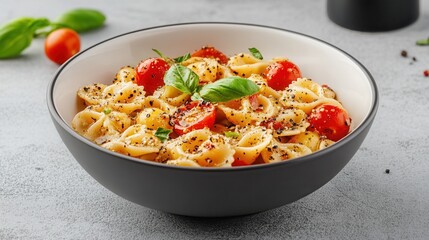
[327, 0, 419, 31]
[47, 23, 378, 217]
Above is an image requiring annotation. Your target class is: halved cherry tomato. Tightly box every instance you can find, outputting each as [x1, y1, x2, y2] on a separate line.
[191, 46, 228, 64]
[135, 58, 170, 95]
[45, 28, 80, 65]
[171, 101, 216, 135]
[308, 104, 351, 141]
[264, 60, 301, 90]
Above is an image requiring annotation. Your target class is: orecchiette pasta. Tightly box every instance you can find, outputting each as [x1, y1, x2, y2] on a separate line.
[72, 46, 352, 167]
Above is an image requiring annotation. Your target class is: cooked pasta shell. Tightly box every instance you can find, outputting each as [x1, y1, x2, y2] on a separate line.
[233, 127, 272, 165]
[218, 94, 277, 126]
[166, 158, 202, 167]
[167, 129, 235, 167]
[101, 81, 146, 114]
[136, 107, 172, 130]
[289, 131, 321, 152]
[318, 139, 336, 150]
[72, 107, 106, 141]
[103, 124, 162, 157]
[271, 109, 310, 137]
[72, 107, 132, 144]
[153, 85, 190, 107]
[142, 96, 177, 115]
[77, 83, 107, 105]
[261, 140, 312, 164]
[114, 66, 136, 83]
[182, 57, 219, 83]
[228, 53, 269, 78]
[280, 78, 343, 114]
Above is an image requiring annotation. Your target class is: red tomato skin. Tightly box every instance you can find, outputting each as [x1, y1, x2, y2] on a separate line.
[308, 104, 351, 141]
[172, 101, 216, 135]
[45, 28, 80, 65]
[264, 60, 301, 91]
[232, 159, 250, 167]
[191, 46, 228, 64]
[135, 58, 170, 95]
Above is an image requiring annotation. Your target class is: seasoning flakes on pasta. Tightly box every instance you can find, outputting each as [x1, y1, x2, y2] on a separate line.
[72, 46, 352, 167]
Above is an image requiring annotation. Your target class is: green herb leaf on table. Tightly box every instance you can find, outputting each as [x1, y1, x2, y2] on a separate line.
[0, 17, 50, 59]
[54, 8, 106, 33]
[155, 128, 172, 143]
[0, 8, 105, 59]
[199, 77, 260, 103]
[416, 37, 429, 46]
[248, 47, 263, 60]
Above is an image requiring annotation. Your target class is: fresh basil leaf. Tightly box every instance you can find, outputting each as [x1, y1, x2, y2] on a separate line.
[191, 92, 203, 101]
[199, 77, 259, 103]
[0, 17, 50, 59]
[248, 47, 263, 60]
[164, 64, 199, 94]
[224, 131, 240, 138]
[152, 48, 167, 59]
[174, 53, 191, 63]
[55, 8, 105, 32]
[155, 128, 172, 143]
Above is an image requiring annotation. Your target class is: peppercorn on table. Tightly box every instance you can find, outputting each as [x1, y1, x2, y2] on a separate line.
[1, 0, 428, 239]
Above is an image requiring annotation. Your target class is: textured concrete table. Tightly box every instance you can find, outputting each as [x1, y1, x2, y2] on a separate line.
[1, 0, 428, 239]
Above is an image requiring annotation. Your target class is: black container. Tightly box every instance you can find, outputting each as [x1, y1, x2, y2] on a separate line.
[327, 0, 419, 31]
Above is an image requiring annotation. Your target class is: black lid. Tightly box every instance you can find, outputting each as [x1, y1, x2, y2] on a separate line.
[327, 0, 419, 32]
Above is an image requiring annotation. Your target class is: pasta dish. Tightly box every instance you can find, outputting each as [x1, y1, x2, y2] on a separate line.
[72, 46, 352, 167]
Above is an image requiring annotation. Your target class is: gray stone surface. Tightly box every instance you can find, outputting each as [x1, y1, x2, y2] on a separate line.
[1, 0, 429, 239]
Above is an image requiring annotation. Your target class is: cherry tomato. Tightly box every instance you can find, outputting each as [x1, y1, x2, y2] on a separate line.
[264, 60, 301, 90]
[45, 28, 80, 65]
[308, 104, 351, 141]
[135, 58, 170, 95]
[172, 101, 216, 135]
[232, 159, 249, 167]
[191, 46, 228, 64]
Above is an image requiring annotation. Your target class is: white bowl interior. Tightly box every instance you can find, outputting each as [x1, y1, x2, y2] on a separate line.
[53, 24, 374, 133]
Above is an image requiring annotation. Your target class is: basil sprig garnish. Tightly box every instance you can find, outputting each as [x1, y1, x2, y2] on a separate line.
[153, 49, 191, 64]
[164, 64, 259, 103]
[164, 64, 200, 94]
[248, 47, 263, 60]
[154, 128, 172, 143]
[174, 53, 191, 63]
[199, 77, 260, 103]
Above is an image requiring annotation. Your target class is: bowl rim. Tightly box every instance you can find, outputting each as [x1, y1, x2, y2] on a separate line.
[46, 22, 379, 172]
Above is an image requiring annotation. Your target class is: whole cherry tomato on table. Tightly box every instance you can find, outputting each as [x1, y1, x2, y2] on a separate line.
[135, 58, 170, 95]
[308, 104, 351, 141]
[191, 46, 229, 64]
[45, 28, 80, 64]
[264, 60, 301, 91]
[171, 101, 216, 135]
